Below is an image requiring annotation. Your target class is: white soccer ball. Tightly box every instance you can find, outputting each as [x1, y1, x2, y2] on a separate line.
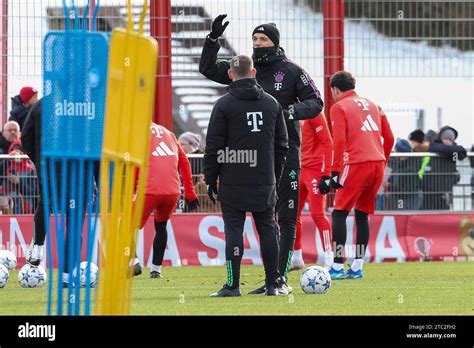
[0, 250, 17, 270]
[18, 264, 47, 288]
[300, 265, 332, 294]
[0, 264, 9, 288]
[73, 261, 98, 288]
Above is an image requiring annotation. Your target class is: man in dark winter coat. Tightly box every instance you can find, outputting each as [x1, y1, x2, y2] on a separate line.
[200, 15, 323, 294]
[22, 99, 98, 287]
[387, 139, 422, 210]
[9, 86, 38, 130]
[426, 126, 467, 210]
[21, 99, 45, 265]
[204, 55, 288, 297]
[409, 127, 467, 210]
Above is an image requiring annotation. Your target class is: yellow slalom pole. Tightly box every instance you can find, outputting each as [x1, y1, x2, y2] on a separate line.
[97, 0, 158, 315]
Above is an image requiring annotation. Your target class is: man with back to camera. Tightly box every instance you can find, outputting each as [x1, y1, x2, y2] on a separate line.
[200, 15, 323, 294]
[10, 86, 38, 130]
[204, 55, 288, 297]
[327, 71, 394, 280]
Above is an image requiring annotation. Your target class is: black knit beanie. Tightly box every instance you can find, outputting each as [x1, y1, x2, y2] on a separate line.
[252, 23, 280, 46]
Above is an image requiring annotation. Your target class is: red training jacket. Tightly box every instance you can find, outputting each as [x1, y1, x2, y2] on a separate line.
[144, 123, 197, 201]
[330, 90, 394, 172]
[300, 112, 333, 176]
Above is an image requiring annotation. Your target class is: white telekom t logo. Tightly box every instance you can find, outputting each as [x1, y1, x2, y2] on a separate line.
[151, 124, 163, 138]
[247, 112, 263, 132]
[354, 98, 370, 111]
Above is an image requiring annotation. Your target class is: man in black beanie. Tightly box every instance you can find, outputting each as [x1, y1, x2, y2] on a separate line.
[200, 15, 324, 295]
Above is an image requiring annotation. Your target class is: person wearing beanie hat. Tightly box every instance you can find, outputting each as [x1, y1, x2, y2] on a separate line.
[200, 14, 324, 295]
[252, 23, 280, 46]
[419, 125, 467, 210]
[439, 128, 457, 145]
[9, 86, 38, 130]
[178, 132, 202, 154]
[19, 87, 38, 105]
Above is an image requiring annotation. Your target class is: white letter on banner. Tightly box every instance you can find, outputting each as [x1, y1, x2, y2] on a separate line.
[198, 216, 225, 266]
[147, 221, 181, 267]
[242, 217, 262, 265]
[163, 221, 181, 266]
[10, 218, 28, 259]
[375, 216, 405, 262]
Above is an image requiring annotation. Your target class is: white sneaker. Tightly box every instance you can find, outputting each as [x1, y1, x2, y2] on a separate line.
[289, 258, 305, 272]
[27, 244, 43, 266]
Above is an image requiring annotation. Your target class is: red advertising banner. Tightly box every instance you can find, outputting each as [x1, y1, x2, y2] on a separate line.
[405, 214, 474, 261]
[0, 213, 473, 268]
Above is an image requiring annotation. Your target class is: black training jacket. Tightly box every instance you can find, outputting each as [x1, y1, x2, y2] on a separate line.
[199, 37, 323, 169]
[204, 78, 289, 212]
[9, 95, 30, 131]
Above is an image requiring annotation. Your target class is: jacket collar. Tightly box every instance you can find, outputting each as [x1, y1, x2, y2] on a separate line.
[228, 78, 258, 90]
[338, 89, 357, 101]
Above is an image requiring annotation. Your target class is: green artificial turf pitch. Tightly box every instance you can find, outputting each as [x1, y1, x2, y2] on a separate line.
[0, 262, 472, 315]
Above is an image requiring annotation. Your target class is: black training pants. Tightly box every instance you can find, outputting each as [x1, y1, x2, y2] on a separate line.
[221, 202, 280, 288]
[276, 167, 300, 277]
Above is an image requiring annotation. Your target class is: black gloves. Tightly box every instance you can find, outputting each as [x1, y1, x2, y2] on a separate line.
[317, 176, 331, 194]
[209, 14, 230, 40]
[186, 198, 200, 211]
[330, 171, 343, 189]
[207, 183, 218, 204]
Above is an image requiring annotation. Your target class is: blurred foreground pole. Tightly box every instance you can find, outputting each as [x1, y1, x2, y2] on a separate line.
[323, 0, 344, 133]
[150, 0, 173, 130]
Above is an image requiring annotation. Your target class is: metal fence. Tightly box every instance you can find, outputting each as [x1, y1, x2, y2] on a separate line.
[0, 154, 39, 215]
[3, 0, 473, 145]
[0, 152, 472, 214]
[180, 152, 474, 213]
[1, 0, 473, 208]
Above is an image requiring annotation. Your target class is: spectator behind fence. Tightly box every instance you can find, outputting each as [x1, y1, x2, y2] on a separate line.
[0, 121, 22, 211]
[409, 127, 467, 210]
[9, 87, 38, 131]
[387, 139, 422, 210]
[178, 132, 202, 154]
[178, 131, 203, 179]
[177, 132, 215, 212]
[4, 140, 38, 214]
[0, 120, 21, 154]
[425, 129, 438, 143]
